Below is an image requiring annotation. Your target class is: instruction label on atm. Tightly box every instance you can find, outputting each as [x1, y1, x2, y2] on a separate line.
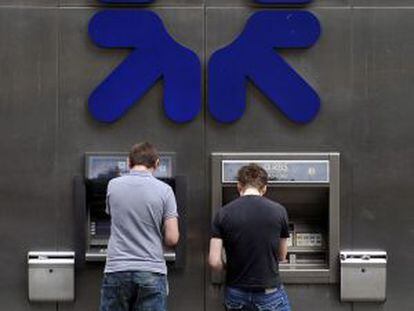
[222, 160, 329, 183]
[86, 154, 174, 179]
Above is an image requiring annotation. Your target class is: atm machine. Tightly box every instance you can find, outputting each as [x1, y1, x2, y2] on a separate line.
[211, 153, 340, 284]
[74, 152, 186, 268]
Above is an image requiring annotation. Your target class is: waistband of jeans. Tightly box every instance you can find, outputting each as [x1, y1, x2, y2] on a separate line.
[230, 285, 283, 293]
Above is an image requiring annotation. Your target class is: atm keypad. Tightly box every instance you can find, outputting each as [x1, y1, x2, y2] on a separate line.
[295, 233, 323, 247]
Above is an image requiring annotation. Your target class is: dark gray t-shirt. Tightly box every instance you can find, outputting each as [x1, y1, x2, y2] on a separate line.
[104, 170, 178, 274]
[212, 195, 289, 289]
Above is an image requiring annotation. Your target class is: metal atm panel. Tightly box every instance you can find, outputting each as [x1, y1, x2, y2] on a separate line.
[74, 152, 186, 269]
[211, 153, 340, 284]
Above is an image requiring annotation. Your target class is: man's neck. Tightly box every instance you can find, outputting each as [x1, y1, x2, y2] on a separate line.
[131, 165, 153, 173]
[241, 188, 262, 196]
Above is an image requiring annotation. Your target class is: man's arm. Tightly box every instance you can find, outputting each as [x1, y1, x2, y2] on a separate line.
[163, 187, 179, 247]
[105, 181, 112, 215]
[208, 238, 224, 271]
[279, 206, 290, 262]
[278, 238, 288, 262]
[164, 217, 179, 247]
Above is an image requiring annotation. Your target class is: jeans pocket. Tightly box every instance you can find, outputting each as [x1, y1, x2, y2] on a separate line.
[257, 295, 287, 311]
[224, 300, 245, 310]
[103, 273, 124, 286]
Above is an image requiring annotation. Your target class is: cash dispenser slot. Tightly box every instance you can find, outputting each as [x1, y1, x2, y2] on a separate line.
[75, 152, 186, 269]
[211, 153, 340, 284]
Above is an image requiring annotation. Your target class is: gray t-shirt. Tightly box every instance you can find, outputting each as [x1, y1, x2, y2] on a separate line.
[104, 170, 178, 274]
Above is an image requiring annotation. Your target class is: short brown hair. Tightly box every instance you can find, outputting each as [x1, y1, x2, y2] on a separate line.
[237, 163, 268, 190]
[129, 142, 159, 169]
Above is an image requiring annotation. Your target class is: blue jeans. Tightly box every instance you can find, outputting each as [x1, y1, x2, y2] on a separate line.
[100, 271, 168, 311]
[224, 286, 291, 311]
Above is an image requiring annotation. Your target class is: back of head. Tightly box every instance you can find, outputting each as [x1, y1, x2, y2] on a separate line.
[237, 163, 268, 191]
[129, 142, 159, 169]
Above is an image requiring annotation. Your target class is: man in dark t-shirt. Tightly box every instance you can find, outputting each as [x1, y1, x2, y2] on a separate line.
[209, 163, 291, 311]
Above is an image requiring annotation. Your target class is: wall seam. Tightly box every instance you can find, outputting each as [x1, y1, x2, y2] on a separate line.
[202, 3, 208, 311]
[349, 5, 355, 311]
[55, 6, 61, 257]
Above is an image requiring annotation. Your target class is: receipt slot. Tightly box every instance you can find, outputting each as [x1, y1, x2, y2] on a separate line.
[341, 251, 387, 302]
[74, 152, 187, 268]
[28, 252, 75, 302]
[211, 153, 340, 284]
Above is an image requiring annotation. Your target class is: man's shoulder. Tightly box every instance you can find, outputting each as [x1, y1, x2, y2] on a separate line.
[222, 196, 245, 210]
[261, 197, 287, 215]
[150, 177, 173, 192]
[107, 176, 125, 186]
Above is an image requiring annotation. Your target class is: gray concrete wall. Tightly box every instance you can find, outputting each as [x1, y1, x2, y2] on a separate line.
[0, 1, 413, 310]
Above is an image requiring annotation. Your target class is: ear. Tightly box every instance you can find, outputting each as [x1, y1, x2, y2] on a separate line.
[155, 158, 160, 169]
[237, 182, 244, 195]
[261, 185, 268, 195]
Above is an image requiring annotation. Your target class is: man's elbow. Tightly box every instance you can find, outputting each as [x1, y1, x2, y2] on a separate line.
[164, 233, 180, 247]
[208, 257, 223, 271]
[279, 253, 288, 262]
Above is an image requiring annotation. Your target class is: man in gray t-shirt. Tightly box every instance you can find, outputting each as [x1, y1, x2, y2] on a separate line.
[100, 142, 179, 311]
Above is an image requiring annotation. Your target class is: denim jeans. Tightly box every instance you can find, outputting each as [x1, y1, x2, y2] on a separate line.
[100, 271, 168, 311]
[224, 286, 291, 311]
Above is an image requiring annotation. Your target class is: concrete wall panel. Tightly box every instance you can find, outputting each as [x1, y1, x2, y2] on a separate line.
[204, 6, 355, 311]
[56, 7, 206, 311]
[0, 0, 57, 6]
[60, 0, 204, 7]
[350, 8, 414, 311]
[0, 8, 58, 310]
[0, 1, 413, 310]
[206, 0, 350, 8]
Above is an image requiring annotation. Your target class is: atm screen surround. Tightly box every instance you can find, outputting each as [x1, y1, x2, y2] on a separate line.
[211, 152, 340, 284]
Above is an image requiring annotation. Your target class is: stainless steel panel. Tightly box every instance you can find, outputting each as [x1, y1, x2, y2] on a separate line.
[0, 1, 413, 310]
[351, 7, 414, 311]
[211, 153, 340, 284]
[59, 0, 204, 7]
[341, 251, 387, 302]
[57, 7, 205, 311]
[28, 252, 75, 302]
[222, 160, 330, 183]
[206, 0, 350, 7]
[0, 7, 58, 311]
[0, 0, 57, 6]
[85, 152, 175, 179]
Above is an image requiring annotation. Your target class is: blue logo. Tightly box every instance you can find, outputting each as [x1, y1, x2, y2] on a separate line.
[208, 11, 320, 124]
[89, 10, 201, 123]
[89, 0, 320, 124]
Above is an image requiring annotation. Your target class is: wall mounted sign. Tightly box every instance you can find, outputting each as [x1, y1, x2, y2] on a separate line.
[89, 10, 201, 124]
[222, 160, 329, 183]
[89, 0, 320, 124]
[86, 153, 174, 179]
[208, 11, 320, 123]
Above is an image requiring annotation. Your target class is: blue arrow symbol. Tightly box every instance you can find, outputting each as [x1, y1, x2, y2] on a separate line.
[208, 11, 321, 124]
[89, 10, 201, 123]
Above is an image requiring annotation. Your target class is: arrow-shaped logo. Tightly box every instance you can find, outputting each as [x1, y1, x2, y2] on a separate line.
[208, 11, 321, 123]
[89, 10, 201, 123]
